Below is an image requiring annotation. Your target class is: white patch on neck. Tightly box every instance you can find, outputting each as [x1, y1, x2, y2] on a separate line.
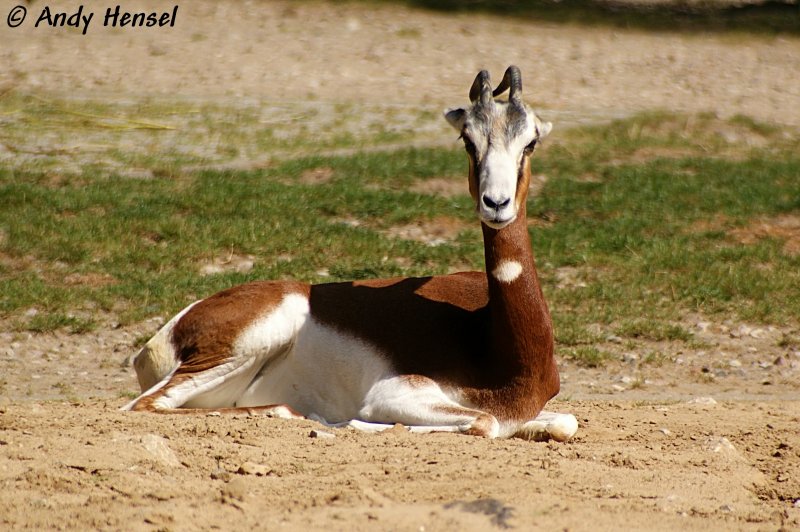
[492, 260, 523, 284]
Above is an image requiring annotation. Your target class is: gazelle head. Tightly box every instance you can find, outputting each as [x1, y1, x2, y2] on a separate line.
[445, 66, 552, 229]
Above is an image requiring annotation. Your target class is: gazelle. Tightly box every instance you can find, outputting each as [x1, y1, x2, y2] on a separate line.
[123, 66, 578, 442]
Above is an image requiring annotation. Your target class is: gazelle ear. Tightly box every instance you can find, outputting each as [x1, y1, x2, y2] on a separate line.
[538, 120, 553, 139]
[444, 108, 467, 132]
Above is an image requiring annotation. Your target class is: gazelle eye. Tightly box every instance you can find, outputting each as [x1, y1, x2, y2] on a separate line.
[523, 140, 537, 155]
[460, 134, 477, 155]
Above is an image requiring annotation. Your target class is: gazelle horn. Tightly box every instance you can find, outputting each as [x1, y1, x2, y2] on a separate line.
[469, 70, 493, 106]
[492, 65, 522, 102]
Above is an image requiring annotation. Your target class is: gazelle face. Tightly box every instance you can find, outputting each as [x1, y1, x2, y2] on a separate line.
[445, 68, 552, 230]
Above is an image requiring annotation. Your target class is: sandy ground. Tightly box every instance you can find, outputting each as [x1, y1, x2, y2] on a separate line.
[1, 1, 800, 530]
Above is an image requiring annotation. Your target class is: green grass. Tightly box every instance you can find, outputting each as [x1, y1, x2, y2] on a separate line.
[0, 147, 474, 326]
[563, 346, 614, 368]
[533, 113, 800, 354]
[0, 92, 442, 178]
[1, 99, 798, 355]
[20, 313, 97, 334]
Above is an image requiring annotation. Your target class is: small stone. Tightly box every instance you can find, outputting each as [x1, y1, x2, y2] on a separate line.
[146, 489, 174, 502]
[384, 423, 408, 435]
[622, 353, 638, 363]
[658, 428, 672, 436]
[221, 478, 249, 501]
[237, 462, 271, 476]
[688, 396, 717, 405]
[705, 437, 738, 455]
[211, 469, 231, 481]
[309, 429, 336, 439]
[141, 434, 181, 468]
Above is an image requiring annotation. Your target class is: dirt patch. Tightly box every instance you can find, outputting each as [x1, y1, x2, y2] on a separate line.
[383, 216, 470, 246]
[3, 1, 800, 128]
[573, 172, 606, 183]
[529, 173, 549, 198]
[410, 176, 467, 198]
[555, 266, 589, 289]
[630, 145, 704, 162]
[0, 399, 798, 530]
[0, 252, 35, 272]
[199, 253, 256, 276]
[729, 214, 800, 256]
[63, 272, 118, 287]
[557, 314, 800, 400]
[688, 214, 731, 234]
[299, 166, 336, 186]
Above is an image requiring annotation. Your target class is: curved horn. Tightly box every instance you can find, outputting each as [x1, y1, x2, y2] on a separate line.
[469, 70, 493, 105]
[492, 65, 522, 102]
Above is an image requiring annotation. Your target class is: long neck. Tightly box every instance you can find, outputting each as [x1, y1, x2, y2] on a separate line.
[481, 202, 559, 409]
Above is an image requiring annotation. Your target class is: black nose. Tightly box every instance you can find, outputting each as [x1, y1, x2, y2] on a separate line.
[482, 195, 511, 210]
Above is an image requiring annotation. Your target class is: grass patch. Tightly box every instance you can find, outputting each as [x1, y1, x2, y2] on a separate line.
[0, 146, 472, 325]
[562, 346, 614, 368]
[613, 319, 693, 342]
[640, 351, 669, 367]
[1, 105, 798, 340]
[20, 313, 97, 334]
[535, 113, 800, 331]
[0, 91, 444, 178]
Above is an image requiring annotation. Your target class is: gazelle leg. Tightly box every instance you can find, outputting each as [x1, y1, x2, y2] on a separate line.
[513, 410, 579, 442]
[338, 419, 470, 434]
[130, 401, 305, 419]
[349, 375, 501, 437]
[122, 355, 294, 415]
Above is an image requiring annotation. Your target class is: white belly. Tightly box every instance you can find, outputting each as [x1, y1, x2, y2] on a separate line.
[236, 316, 394, 423]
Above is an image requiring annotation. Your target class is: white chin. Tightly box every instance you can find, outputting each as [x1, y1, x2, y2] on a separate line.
[480, 215, 516, 230]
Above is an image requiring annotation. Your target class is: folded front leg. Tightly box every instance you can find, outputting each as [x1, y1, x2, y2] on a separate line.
[352, 375, 501, 437]
[512, 410, 579, 442]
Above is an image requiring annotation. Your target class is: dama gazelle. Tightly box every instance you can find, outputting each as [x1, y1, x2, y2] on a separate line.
[123, 66, 578, 442]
